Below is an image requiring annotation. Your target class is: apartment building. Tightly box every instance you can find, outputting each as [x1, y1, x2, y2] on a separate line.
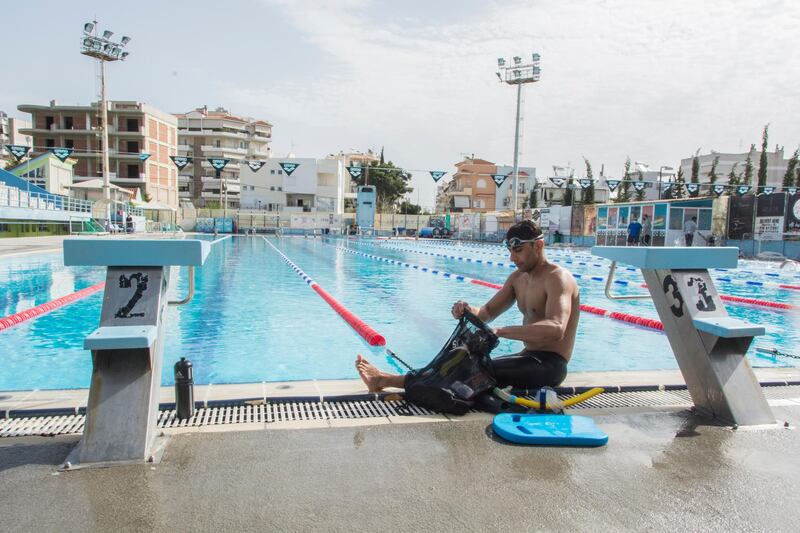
[0, 112, 32, 168]
[175, 106, 272, 208]
[326, 149, 380, 211]
[17, 100, 178, 207]
[239, 157, 345, 213]
[436, 157, 536, 213]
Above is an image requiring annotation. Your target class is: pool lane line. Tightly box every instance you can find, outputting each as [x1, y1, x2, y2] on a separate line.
[353, 239, 797, 312]
[0, 282, 106, 332]
[263, 237, 386, 346]
[329, 242, 667, 333]
[210, 235, 233, 245]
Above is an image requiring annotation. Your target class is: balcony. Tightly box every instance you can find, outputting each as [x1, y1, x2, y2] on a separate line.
[111, 126, 145, 137]
[201, 145, 247, 156]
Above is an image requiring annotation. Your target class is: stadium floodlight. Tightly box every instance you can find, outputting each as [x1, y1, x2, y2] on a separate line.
[494, 52, 543, 216]
[120, 36, 131, 46]
[79, 22, 132, 219]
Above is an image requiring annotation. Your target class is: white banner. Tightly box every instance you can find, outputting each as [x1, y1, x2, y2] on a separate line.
[754, 216, 784, 240]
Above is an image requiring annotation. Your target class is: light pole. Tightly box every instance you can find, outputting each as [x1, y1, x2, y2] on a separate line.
[80, 21, 131, 221]
[496, 53, 541, 217]
[658, 166, 674, 200]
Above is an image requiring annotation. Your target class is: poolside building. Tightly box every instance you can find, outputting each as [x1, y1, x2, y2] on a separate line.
[175, 106, 272, 209]
[239, 157, 346, 213]
[436, 156, 536, 213]
[679, 147, 793, 191]
[17, 100, 179, 208]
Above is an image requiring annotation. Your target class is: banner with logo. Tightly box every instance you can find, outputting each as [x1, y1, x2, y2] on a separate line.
[346, 166, 363, 180]
[430, 171, 446, 182]
[712, 184, 726, 196]
[736, 185, 751, 196]
[139, 153, 151, 161]
[579, 179, 592, 189]
[246, 161, 265, 172]
[761, 186, 775, 195]
[50, 147, 74, 162]
[208, 158, 231, 172]
[605, 179, 620, 192]
[549, 177, 565, 188]
[686, 183, 699, 197]
[4, 144, 30, 161]
[170, 155, 192, 171]
[785, 191, 800, 235]
[492, 174, 508, 187]
[279, 162, 299, 176]
[633, 181, 646, 192]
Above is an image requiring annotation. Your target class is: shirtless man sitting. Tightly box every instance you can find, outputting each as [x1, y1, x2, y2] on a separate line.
[356, 220, 580, 392]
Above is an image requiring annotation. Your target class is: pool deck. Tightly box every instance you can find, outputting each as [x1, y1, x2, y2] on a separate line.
[1, 401, 799, 531]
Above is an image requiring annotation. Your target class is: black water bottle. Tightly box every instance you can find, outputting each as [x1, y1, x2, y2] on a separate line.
[174, 357, 194, 420]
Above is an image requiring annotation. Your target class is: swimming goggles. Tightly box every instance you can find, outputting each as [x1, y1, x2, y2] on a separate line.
[503, 235, 544, 250]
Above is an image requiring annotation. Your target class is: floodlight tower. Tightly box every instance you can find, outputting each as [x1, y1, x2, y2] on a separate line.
[496, 53, 541, 216]
[80, 22, 131, 219]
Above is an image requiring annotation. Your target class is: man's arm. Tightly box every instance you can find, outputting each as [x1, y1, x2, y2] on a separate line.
[452, 273, 516, 323]
[494, 271, 574, 347]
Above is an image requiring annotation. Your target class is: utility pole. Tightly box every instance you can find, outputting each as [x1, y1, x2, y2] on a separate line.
[496, 53, 541, 218]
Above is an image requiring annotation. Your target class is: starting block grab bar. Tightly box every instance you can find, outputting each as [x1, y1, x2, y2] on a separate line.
[604, 261, 651, 300]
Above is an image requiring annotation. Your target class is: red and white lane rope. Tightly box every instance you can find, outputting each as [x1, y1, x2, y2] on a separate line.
[330, 243, 666, 332]
[264, 238, 385, 346]
[0, 282, 105, 332]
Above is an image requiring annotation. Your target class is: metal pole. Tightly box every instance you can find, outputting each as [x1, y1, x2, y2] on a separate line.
[511, 82, 522, 218]
[658, 168, 662, 201]
[100, 59, 111, 221]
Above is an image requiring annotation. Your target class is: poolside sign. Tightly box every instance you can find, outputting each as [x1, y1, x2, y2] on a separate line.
[430, 171, 446, 182]
[170, 156, 192, 171]
[50, 147, 74, 162]
[685, 183, 699, 197]
[737, 185, 751, 196]
[549, 177, 565, 188]
[208, 158, 230, 171]
[579, 179, 592, 189]
[347, 166, 363, 180]
[279, 162, 299, 176]
[492, 174, 508, 187]
[605, 179, 620, 191]
[633, 181, 645, 192]
[712, 184, 726, 196]
[5, 144, 30, 161]
[246, 160, 265, 172]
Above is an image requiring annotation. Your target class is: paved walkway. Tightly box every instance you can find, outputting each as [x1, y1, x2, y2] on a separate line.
[1, 404, 799, 531]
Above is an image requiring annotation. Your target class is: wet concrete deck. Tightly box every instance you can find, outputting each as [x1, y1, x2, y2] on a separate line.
[1, 404, 799, 531]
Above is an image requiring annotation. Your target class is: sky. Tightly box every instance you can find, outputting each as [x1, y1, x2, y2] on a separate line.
[2, 0, 799, 209]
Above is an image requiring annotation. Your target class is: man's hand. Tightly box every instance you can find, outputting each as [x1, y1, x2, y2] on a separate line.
[451, 300, 471, 319]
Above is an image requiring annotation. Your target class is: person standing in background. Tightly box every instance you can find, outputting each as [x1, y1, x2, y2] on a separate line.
[684, 216, 697, 247]
[641, 214, 652, 245]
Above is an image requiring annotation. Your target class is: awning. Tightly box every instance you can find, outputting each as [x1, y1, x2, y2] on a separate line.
[131, 200, 176, 211]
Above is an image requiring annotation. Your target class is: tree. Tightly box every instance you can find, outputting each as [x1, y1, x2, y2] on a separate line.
[673, 167, 686, 199]
[783, 148, 799, 189]
[691, 154, 700, 184]
[634, 169, 646, 201]
[727, 162, 740, 186]
[352, 158, 412, 212]
[528, 187, 538, 208]
[743, 144, 755, 185]
[582, 157, 595, 204]
[398, 200, 421, 214]
[616, 157, 632, 203]
[757, 123, 769, 189]
[561, 178, 574, 206]
[705, 155, 719, 196]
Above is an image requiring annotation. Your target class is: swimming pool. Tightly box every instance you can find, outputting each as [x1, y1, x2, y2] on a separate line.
[1, 236, 798, 391]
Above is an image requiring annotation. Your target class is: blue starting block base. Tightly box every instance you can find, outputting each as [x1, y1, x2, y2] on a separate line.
[492, 413, 609, 447]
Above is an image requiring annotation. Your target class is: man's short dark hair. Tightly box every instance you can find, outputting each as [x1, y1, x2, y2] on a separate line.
[506, 220, 543, 241]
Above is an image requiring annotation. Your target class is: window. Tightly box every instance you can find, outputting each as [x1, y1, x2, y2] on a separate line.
[270, 186, 275, 191]
[45, 138, 55, 148]
[64, 139, 74, 149]
[38, 223, 49, 231]
[270, 169, 275, 175]
[126, 118, 138, 132]
[0, 223, 9, 232]
[278, 170, 283, 174]
[45, 116, 54, 129]
[239, 141, 245, 149]
[277, 186, 282, 191]
[64, 116, 74, 129]
[127, 141, 139, 153]
[128, 164, 139, 178]
[215, 140, 221, 148]
[669, 208, 683, 230]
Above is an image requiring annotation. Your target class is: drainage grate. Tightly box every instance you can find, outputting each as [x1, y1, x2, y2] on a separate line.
[2, 387, 798, 438]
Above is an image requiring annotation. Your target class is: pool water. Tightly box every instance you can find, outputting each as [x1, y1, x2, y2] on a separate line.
[0, 236, 798, 391]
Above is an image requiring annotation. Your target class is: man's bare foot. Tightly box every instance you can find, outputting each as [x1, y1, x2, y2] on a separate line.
[355, 354, 385, 392]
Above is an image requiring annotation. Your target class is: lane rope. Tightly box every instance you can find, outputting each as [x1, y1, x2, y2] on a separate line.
[0, 282, 106, 332]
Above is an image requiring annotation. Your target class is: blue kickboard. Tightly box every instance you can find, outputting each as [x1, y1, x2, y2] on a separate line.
[493, 413, 608, 447]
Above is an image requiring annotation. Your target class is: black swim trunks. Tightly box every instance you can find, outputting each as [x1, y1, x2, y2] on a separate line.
[490, 350, 568, 390]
